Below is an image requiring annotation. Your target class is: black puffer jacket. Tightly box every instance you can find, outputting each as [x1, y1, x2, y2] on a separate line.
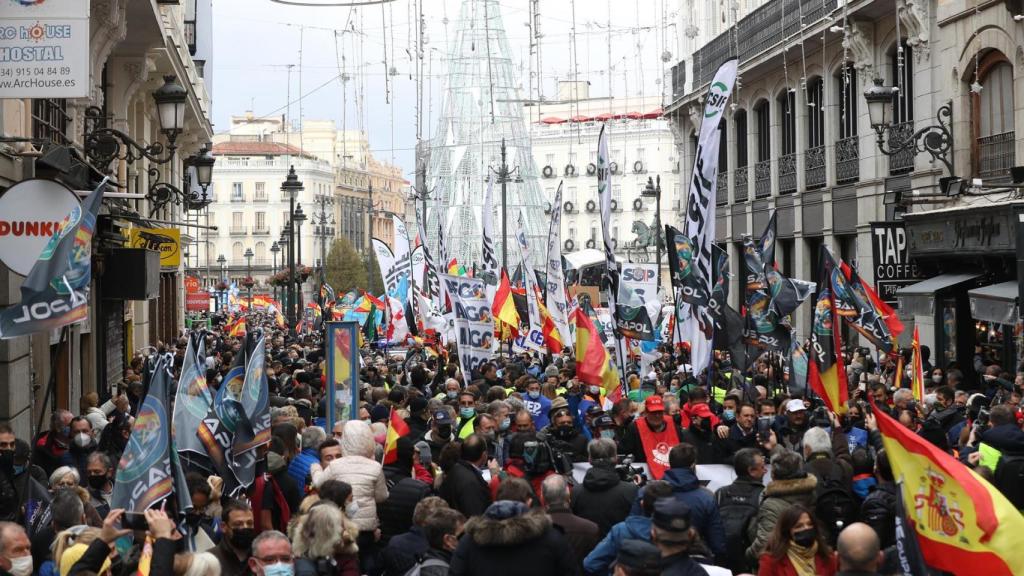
[570, 463, 638, 537]
[860, 481, 898, 548]
[449, 502, 579, 576]
[379, 466, 432, 542]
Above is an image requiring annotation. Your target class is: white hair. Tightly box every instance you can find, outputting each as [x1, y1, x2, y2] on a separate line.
[49, 466, 80, 488]
[185, 552, 221, 576]
[893, 388, 914, 403]
[802, 426, 832, 457]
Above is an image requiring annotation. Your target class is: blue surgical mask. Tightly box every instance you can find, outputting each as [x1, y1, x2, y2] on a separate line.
[499, 417, 510, 431]
[460, 407, 475, 419]
[446, 391, 458, 400]
[527, 390, 540, 400]
[12, 464, 25, 476]
[723, 409, 736, 421]
[261, 562, 294, 576]
[600, 429, 617, 440]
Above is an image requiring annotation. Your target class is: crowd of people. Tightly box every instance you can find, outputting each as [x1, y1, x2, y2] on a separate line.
[1, 311, 1022, 576]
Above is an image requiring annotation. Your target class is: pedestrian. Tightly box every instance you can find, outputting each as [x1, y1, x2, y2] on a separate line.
[540, 474, 599, 569]
[571, 438, 639, 537]
[746, 450, 817, 563]
[755, 505, 837, 576]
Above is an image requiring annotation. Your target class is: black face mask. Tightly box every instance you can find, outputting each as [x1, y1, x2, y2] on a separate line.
[792, 528, 817, 548]
[0, 450, 13, 473]
[553, 425, 575, 440]
[437, 424, 452, 439]
[229, 528, 255, 550]
[87, 475, 108, 491]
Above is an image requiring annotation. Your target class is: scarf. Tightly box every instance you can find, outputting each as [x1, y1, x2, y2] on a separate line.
[250, 472, 290, 533]
[785, 541, 818, 576]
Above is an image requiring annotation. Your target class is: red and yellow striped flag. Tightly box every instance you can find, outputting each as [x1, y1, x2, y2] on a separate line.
[911, 325, 925, 401]
[872, 397, 1024, 574]
[382, 407, 410, 464]
[574, 308, 620, 399]
[809, 246, 848, 413]
[492, 269, 519, 329]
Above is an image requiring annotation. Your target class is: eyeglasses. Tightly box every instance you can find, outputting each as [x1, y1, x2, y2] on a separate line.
[256, 555, 294, 564]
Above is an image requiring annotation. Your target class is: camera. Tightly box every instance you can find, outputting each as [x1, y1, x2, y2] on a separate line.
[756, 416, 773, 441]
[810, 406, 832, 429]
[975, 407, 990, 431]
[615, 454, 648, 486]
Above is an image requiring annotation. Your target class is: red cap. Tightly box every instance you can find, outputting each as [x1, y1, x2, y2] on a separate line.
[690, 403, 715, 419]
[645, 395, 665, 412]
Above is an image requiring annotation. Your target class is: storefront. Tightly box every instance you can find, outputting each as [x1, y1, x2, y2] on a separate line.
[897, 202, 1024, 377]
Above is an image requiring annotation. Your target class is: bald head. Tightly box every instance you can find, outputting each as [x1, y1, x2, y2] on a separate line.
[837, 522, 882, 571]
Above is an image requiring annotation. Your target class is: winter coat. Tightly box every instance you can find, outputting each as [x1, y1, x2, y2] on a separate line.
[980, 424, 1024, 455]
[439, 460, 491, 518]
[757, 552, 838, 576]
[547, 507, 600, 570]
[449, 506, 579, 576]
[570, 463, 638, 536]
[313, 421, 389, 531]
[379, 466, 432, 541]
[378, 526, 428, 576]
[660, 552, 717, 576]
[745, 474, 818, 562]
[288, 448, 319, 488]
[294, 555, 360, 576]
[630, 468, 726, 560]
[859, 481, 898, 548]
[583, 515, 652, 576]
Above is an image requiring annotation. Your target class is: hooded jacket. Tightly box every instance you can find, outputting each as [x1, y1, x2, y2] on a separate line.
[745, 474, 818, 562]
[583, 515, 652, 576]
[312, 421, 389, 531]
[449, 502, 578, 576]
[570, 463, 638, 536]
[628, 468, 725, 560]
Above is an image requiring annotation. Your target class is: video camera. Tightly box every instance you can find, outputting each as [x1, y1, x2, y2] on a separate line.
[615, 454, 648, 486]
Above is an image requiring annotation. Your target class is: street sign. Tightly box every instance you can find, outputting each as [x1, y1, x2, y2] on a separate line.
[184, 276, 201, 293]
[870, 222, 922, 306]
[0, 178, 80, 277]
[185, 291, 210, 312]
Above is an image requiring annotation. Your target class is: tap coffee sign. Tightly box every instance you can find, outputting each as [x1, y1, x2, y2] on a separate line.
[870, 222, 922, 306]
[0, 178, 81, 276]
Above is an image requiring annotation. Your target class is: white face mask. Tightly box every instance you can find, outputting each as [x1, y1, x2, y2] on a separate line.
[73, 433, 92, 448]
[9, 556, 32, 576]
[345, 501, 359, 519]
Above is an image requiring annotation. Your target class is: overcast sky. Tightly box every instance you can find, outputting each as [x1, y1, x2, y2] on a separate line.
[211, 0, 678, 177]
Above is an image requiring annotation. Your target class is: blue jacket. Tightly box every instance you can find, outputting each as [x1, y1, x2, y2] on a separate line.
[524, 395, 551, 430]
[287, 448, 318, 487]
[582, 515, 652, 576]
[630, 468, 726, 560]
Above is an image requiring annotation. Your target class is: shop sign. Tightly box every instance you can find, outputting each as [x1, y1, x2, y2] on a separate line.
[0, 0, 90, 98]
[128, 227, 180, 268]
[871, 222, 922, 306]
[0, 178, 80, 277]
[185, 291, 210, 312]
[184, 276, 201, 293]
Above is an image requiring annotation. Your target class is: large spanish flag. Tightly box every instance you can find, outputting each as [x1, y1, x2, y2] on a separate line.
[872, 397, 1024, 574]
[574, 308, 620, 398]
[808, 246, 847, 413]
[536, 295, 563, 354]
[911, 325, 925, 401]
[492, 269, 519, 329]
[382, 407, 410, 464]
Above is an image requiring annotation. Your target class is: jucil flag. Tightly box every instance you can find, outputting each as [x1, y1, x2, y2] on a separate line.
[809, 246, 848, 413]
[0, 179, 106, 339]
[481, 174, 500, 284]
[545, 181, 572, 346]
[172, 332, 213, 469]
[680, 58, 738, 375]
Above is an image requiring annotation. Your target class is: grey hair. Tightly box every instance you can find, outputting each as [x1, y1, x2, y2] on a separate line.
[86, 451, 112, 470]
[291, 503, 343, 558]
[251, 529, 290, 557]
[49, 465, 80, 488]
[802, 426, 832, 457]
[49, 488, 85, 530]
[301, 426, 326, 450]
[540, 474, 569, 508]
[487, 400, 510, 417]
[587, 437, 618, 464]
[506, 396, 525, 413]
[893, 389, 914, 403]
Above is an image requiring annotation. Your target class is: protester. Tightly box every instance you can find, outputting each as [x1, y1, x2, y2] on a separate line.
[571, 438, 639, 536]
[755, 505, 838, 576]
[540, 474, 599, 570]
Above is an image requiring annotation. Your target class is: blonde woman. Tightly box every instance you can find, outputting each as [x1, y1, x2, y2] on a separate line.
[293, 502, 359, 576]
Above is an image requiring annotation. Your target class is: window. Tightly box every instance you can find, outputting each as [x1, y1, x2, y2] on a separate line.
[255, 212, 266, 231]
[735, 110, 748, 168]
[891, 40, 914, 124]
[613, 184, 622, 205]
[754, 101, 770, 162]
[973, 54, 1015, 179]
[568, 186, 578, 206]
[807, 78, 825, 148]
[837, 64, 858, 139]
[31, 99, 69, 145]
[255, 182, 266, 201]
[232, 212, 243, 227]
[231, 182, 243, 201]
[232, 242, 243, 262]
[569, 226, 576, 240]
[255, 241, 266, 263]
[569, 152, 577, 166]
[778, 90, 796, 155]
[636, 148, 645, 163]
[545, 153, 555, 167]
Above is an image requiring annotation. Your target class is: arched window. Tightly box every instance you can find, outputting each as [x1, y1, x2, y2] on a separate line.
[889, 40, 915, 174]
[835, 63, 859, 184]
[806, 77, 826, 190]
[255, 241, 266, 264]
[716, 119, 728, 206]
[973, 54, 1015, 180]
[778, 90, 797, 194]
[754, 100, 771, 198]
[734, 109, 748, 202]
[232, 242, 243, 263]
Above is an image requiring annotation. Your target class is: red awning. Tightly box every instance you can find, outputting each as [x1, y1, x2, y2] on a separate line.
[595, 112, 615, 121]
[540, 116, 566, 124]
[569, 115, 592, 122]
[625, 111, 642, 119]
[641, 108, 664, 119]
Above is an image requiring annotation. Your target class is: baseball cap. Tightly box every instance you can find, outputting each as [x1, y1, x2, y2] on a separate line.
[615, 539, 661, 574]
[549, 396, 570, 418]
[786, 399, 808, 413]
[651, 499, 692, 540]
[432, 409, 454, 425]
[592, 414, 615, 429]
[644, 395, 665, 413]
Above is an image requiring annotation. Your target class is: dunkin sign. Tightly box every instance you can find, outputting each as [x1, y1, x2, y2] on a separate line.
[0, 178, 80, 276]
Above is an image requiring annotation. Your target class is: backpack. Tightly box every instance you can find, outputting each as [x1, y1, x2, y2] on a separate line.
[403, 557, 449, 576]
[715, 483, 762, 573]
[814, 463, 857, 545]
[993, 453, 1024, 511]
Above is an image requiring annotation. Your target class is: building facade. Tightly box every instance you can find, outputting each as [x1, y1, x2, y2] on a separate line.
[0, 0, 213, 437]
[668, 0, 1023, 375]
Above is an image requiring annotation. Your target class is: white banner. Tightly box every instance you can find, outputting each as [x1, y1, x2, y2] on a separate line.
[545, 182, 572, 347]
[683, 58, 738, 376]
[0, 1, 90, 98]
[440, 274, 494, 381]
[515, 210, 545, 352]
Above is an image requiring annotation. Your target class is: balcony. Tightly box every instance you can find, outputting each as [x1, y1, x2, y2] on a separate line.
[691, 0, 838, 88]
[716, 171, 728, 206]
[888, 121, 915, 175]
[252, 226, 271, 236]
[835, 136, 859, 184]
[229, 226, 248, 236]
[734, 166, 749, 202]
[230, 194, 245, 203]
[978, 131, 1015, 181]
[754, 160, 771, 198]
[805, 146, 826, 190]
[184, 20, 196, 56]
[254, 193, 268, 203]
[779, 153, 797, 194]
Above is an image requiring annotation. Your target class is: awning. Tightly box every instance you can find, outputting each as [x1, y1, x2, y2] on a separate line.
[896, 273, 984, 318]
[969, 281, 1018, 325]
[540, 116, 566, 124]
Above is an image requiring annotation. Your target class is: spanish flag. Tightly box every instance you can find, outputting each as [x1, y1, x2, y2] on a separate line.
[382, 407, 410, 464]
[574, 308, 620, 399]
[872, 396, 1024, 575]
[492, 269, 519, 330]
[911, 325, 925, 401]
[537, 294, 563, 354]
[227, 316, 246, 338]
[808, 246, 847, 413]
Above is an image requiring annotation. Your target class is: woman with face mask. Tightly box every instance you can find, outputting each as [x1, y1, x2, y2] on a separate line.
[292, 502, 360, 576]
[756, 505, 837, 576]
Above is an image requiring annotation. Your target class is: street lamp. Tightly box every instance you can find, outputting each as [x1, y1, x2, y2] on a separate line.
[312, 194, 335, 293]
[279, 229, 290, 320]
[216, 254, 226, 312]
[281, 166, 304, 332]
[244, 248, 254, 309]
[863, 77, 954, 177]
[487, 138, 524, 271]
[293, 204, 308, 319]
[184, 143, 217, 210]
[270, 241, 281, 303]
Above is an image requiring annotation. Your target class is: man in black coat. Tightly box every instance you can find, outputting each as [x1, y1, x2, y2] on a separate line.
[715, 447, 766, 574]
[439, 434, 492, 518]
[379, 436, 432, 543]
[570, 437, 638, 537]
[859, 449, 898, 549]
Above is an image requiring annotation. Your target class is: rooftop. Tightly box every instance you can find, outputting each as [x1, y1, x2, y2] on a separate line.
[212, 140, 314, 158]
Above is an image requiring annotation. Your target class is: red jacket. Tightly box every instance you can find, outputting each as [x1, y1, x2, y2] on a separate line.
[757, 552, 837, 576]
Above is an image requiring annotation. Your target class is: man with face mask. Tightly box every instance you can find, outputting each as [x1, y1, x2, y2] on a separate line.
[248, 530, 294, 576]
[424, 409, 455, 464]
[455, 391, 478, 439]
[68, 417, 96, 482]
[0, 522, 32, 576]
[540, 398, 588, 462]
[619, 396, 685, 480]
[32, 410, 73, 477]
[522, 380, 552, 430]
[210, 499, 256, 576]
[0, 433, 48, 524]
[84, 452, 113, 518]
